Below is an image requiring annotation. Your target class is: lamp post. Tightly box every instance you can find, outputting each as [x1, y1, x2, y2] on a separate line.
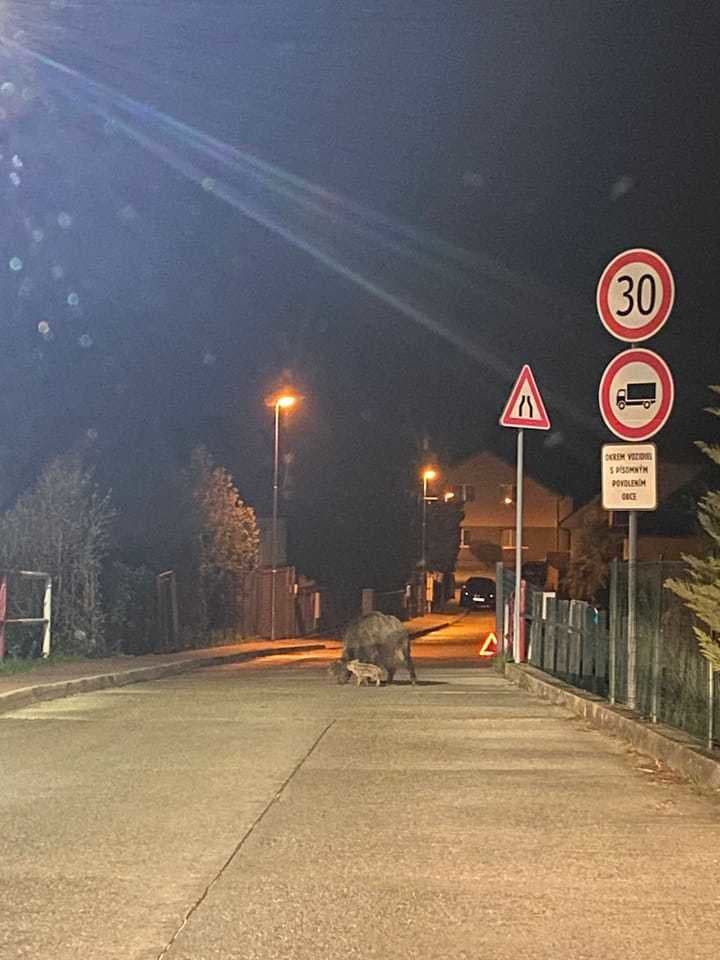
[270, 393, 297, 641]
[420, 468, 437, 612]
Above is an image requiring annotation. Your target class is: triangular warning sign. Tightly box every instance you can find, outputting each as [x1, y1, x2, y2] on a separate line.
[499, 365, 551, 430]
[478, 632, 497, 658]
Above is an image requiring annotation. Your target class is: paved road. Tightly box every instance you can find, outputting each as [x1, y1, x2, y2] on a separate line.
[2, 614, 719, 959]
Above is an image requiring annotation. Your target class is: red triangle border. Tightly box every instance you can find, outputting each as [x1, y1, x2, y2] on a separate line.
[500, 365, 551, 430]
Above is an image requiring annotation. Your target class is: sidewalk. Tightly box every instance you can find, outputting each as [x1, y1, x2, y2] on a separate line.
[0, 611, 456, 714]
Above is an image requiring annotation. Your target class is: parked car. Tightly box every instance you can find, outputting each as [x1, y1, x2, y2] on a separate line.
[460, 577, 496, 609]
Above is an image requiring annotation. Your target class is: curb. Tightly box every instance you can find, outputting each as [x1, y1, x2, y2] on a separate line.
[506, 662, 720, 790]
[0, 643, 327, 716]
[409, 620, 452, 639]
[409, 611, 468, 639]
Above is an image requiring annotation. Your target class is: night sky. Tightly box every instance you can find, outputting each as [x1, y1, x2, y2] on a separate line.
[1, 2, 719, 541]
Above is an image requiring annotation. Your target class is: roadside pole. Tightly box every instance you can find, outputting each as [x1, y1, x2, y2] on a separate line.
[500, 365, 550, 660]
[626, 509, 638, 709]
[596, 248, 675, 710]
[513, 429, 524, 661]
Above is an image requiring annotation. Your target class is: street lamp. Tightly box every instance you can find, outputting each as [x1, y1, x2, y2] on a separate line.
[420, 467, 437, 571]
[269, 392, 298, 641]
[420, 467, 438, 615]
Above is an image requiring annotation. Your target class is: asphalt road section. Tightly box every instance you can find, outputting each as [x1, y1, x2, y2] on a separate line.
[2, 618, 719, 959]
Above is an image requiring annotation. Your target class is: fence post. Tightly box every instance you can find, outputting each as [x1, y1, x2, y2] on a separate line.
[595, 610, 608, 695]
[494, 562, 505, 672]
[0, 574, 6, 660]
[361, 589, 374, 615]
[651, 562, 664, 724]
[608, 558, 619, 705]
[42, 575, 52, 658]
[544, 597, 557, 674]
[567, 601, 578, 680]
[581, 603, 596, 689]
[555, 600, 570, 678]
[528, 591, 541, 666]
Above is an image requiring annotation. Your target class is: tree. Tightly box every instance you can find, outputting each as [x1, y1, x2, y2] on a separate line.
[186, 447, 259, 634]
[426, 499, 464, 574]
[0, 457, 115, 654]
[563, 506, 622, 603]
[470, 540, 503, 566]
[666, 386, 720, 670]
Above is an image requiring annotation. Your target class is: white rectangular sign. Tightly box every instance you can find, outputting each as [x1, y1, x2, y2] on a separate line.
[602, 443, 657, 511]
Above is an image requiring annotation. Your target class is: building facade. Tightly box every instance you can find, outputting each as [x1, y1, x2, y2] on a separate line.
[441, 451, 573, 582]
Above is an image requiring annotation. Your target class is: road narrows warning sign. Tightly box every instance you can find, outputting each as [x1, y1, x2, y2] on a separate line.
[499, 365, 551, 430]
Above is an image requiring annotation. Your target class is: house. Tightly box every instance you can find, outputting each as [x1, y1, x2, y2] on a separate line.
[560, 459, 704, 561]
[441, 451, 573, 582]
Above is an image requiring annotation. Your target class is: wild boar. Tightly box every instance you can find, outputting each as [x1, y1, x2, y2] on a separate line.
[340, 611, 416, 684]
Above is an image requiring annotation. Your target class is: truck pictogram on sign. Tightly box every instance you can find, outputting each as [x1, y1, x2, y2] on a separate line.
[598, 348, 674, 442]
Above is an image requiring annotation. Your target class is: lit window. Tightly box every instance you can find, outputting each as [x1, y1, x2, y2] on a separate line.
[452, 484, 476, 503]
[501, 528, 516, 548]
[460, 528, 471, 548]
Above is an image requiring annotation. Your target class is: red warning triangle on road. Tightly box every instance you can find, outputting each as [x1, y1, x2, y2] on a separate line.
[499, 365, 551, 430]
[478, 631, 497, 658]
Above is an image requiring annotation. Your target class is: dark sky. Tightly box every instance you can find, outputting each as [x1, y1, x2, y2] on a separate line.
[1, 1, 719, 520]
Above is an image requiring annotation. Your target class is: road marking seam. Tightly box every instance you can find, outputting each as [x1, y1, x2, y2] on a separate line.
[155, 718, 336, 960]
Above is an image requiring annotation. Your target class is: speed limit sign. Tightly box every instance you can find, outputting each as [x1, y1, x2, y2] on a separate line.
[596, 248, 674, 342]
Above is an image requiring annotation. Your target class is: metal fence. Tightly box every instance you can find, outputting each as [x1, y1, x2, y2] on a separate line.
[527, 592, 608, 697]
[608, 560, 719, 744]
[523, 559, 720, 749]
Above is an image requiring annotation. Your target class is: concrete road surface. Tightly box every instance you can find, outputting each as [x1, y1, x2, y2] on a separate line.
[2, 615, 719, 959]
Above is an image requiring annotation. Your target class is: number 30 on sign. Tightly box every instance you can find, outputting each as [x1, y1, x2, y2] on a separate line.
[596, 248, 675, 343]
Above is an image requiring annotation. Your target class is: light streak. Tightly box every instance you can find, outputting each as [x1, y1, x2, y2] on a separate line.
[0, 36, 596, 433]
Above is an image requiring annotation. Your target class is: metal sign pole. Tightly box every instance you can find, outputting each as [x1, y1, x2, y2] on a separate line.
[513, 428, 524, 661]
[627, 509, 638, 710]
[596, 249, 676, 715]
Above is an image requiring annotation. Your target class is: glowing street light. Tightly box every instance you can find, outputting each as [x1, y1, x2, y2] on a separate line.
[419, 467, 440, 614]
[275, 394, 296, 411]
[268, 390, 300, 641]
[420, 466, 438, 574]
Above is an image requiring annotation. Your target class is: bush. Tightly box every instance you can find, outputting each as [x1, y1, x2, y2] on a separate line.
[0, 457, 114, 655]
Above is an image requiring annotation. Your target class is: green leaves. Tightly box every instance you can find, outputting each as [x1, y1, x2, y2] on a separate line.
[665, 386, 720, 670]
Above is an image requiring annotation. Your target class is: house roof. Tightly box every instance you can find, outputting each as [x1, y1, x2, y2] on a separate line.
[444, 449, 570, 500]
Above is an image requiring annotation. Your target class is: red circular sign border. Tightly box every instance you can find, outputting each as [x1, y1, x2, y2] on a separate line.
[598, 348, 674, 441]
[596, 248, 674, 342]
